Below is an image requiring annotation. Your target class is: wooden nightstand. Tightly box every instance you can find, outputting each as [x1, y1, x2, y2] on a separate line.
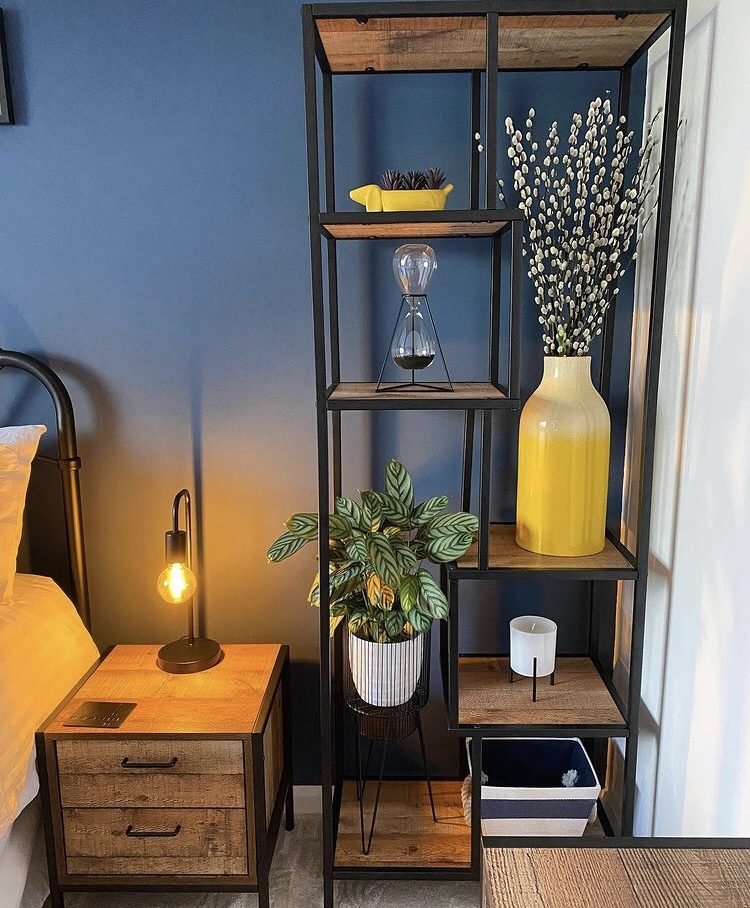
[37, 644, 293, 908]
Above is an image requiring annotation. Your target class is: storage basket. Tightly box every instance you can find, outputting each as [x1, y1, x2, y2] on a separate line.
[465, 737, 600, 837]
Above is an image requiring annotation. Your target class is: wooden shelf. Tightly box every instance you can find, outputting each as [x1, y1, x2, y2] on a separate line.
[321, 210, 518, 239]
[483, 846, 750, 908]
[454, 524, 636, 578]
[327, 381, 515, 410]
[314, 12, 670, 73]
[456, 656, 626, 733]
[335, 780, 472, 870]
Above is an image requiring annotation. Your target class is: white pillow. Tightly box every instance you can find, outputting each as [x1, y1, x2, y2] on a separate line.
[0, 425, 46, 603]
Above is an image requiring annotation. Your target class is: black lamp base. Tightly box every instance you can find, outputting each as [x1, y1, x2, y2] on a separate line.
[156, 637, 223, 674]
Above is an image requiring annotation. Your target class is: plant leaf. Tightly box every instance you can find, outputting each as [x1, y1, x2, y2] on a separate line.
[399, 574, 420, 612]
[331, 561, 364, 590]
[417, 569, 449, 620]
[424, 532, 474, 563]
[329, 615, 344, 636]
[361, 491, 383, 532]
[367, 534, 402, 588]
[409, 608, 432, 635]
[393, 541, 418, 573]
[412, 496, 449, 527]
[346, 537, 368, 562]
[385, 459, 414, 511]
[336, 497, 362, 527]
[285, 512, 319, 539]
[267, 531, 311, 562]
[348, 607, 368, 637]
[307, 572, 320, 605]
[380, 584, 396, 610]
[425, 512, 479, 537]
[383, 608, 405, 640]
[328, 513, 352, 540]
[383, 526, 402, 539]
[379, 493, 411, 527]
[366, 572, 381, 606]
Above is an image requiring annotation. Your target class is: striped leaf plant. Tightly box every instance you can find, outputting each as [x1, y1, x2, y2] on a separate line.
[267, 460, 478, 644]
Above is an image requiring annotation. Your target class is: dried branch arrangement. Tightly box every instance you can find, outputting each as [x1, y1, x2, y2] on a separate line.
[380, 167, 446, 190]
[499, 98, 662, 356]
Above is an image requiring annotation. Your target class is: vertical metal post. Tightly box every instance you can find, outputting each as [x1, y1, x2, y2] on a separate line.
[478, 410, 492, 570]
[323, 63, 344, 815]
[510, 219, 523, 400]
[470, 736, 482, 879]
[448, 579, 459, 725]
[470, 71, 481, 209]
[489, 233, 501, 386]
[484, 13, 498, 209]
[461, 410, 475, 512]
[599, 62, 632, 403]
[302, 7, 334, 904]
[622, 3, 685, 837]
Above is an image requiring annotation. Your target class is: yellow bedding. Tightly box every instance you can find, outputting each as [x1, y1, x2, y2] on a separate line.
[0, 574, 98, 838]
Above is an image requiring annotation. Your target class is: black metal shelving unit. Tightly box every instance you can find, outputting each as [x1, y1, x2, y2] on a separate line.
[302, 2, 685, 904]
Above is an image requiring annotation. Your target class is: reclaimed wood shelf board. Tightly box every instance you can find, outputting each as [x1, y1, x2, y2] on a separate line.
[458, 656, 625, 730]
[315, 13, 669, 73]
[320, 211, 516, 239]
[327, 382, 513, 410]
[335, 781, 471, 869]
[457, 524, 635, 575]
[484, 845, 750, 908]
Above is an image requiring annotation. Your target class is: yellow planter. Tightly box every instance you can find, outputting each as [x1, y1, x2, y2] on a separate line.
[349, 183, 454, 212]
[516, 356, 610, 556]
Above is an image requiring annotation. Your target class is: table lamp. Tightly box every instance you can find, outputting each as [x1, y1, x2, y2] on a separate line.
[156, 488, 222, 673]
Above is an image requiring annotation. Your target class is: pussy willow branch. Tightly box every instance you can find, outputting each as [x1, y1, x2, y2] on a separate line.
[499, 97, 663, 356]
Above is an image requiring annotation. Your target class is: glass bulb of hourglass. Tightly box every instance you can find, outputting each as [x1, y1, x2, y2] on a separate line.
[393, 244, 437, 294]
[391, 297, 436, 371]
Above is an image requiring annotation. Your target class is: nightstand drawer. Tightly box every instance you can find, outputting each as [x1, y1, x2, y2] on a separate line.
[57, 740, 245, 808]
[62, 807, 248, 876]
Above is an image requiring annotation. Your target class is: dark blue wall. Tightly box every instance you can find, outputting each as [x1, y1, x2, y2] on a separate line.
[0, 1, 642, 782]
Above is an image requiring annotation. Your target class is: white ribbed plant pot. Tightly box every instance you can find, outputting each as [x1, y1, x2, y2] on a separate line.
[348, 631, 424, 707]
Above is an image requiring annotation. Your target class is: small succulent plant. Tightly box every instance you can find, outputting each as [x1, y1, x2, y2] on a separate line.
[379, 168, 448, 191]
[424, 167, 446, 189]
[380, 169, 404, 190]
[405, 169, 428, 190]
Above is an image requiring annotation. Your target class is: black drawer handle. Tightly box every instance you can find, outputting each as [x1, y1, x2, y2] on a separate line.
[121, 756, 178, 769]
[125, 824, 182, 838]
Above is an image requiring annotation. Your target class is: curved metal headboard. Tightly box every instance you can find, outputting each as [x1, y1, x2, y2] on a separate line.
[0, 349, 91, 629]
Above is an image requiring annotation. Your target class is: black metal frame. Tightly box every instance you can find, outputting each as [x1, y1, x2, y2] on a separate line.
[302, 2, 686, 903]
[0, 348, 91, 628]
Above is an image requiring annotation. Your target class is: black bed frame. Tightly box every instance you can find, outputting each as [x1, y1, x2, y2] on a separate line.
[0, 349, 91, 630]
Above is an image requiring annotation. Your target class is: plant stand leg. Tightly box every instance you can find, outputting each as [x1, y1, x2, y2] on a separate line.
[416, 710, 438, 823]
[357, 728, 390, 856]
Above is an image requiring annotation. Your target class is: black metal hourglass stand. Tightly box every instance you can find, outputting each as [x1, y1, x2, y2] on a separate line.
[376, 293, 453, 394]
[343, 629, 437, 855]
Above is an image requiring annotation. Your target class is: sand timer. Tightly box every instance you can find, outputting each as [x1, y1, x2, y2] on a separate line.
[376, 244, 453, 392]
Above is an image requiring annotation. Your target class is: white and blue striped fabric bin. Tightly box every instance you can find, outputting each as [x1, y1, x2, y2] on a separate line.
[468, 737, 600, 837]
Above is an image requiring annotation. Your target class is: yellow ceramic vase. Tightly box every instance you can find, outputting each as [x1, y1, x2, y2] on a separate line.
[516, 356, 610, 556]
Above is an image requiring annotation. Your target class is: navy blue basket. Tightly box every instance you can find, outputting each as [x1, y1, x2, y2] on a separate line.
[468, 738, 600, 836]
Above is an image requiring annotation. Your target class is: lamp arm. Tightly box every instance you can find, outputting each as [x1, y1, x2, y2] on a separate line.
[171, 488, 194, 644]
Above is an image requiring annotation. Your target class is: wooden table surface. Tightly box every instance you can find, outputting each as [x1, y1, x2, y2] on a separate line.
[483, 845, 750, 907]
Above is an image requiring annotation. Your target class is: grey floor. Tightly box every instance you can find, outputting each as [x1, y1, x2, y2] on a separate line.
[61, 816, 480, 908]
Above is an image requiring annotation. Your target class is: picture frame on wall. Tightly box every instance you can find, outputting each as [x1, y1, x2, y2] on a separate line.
[0, 9, 13, 125]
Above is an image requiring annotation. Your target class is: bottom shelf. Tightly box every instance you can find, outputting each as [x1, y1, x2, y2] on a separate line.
[335, 780, 472, 870]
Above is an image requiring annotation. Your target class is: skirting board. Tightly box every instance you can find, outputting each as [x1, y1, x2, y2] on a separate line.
[294, 785, 323, 815]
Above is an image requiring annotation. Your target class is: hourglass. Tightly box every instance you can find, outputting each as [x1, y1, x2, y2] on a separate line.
[376, 244, 453, 393]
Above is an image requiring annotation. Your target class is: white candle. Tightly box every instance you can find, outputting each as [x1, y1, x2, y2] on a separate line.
[510, 616, 557, 678]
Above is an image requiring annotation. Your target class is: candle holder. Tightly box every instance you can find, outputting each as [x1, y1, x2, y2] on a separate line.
[509, 616, 557, 703]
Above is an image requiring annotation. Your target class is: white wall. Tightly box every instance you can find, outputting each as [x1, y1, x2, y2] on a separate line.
[619, 0, 750, 836]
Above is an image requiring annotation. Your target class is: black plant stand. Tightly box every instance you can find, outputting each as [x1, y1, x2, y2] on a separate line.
[344, 628, 435, 855]
[352, 708, 437, 855]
